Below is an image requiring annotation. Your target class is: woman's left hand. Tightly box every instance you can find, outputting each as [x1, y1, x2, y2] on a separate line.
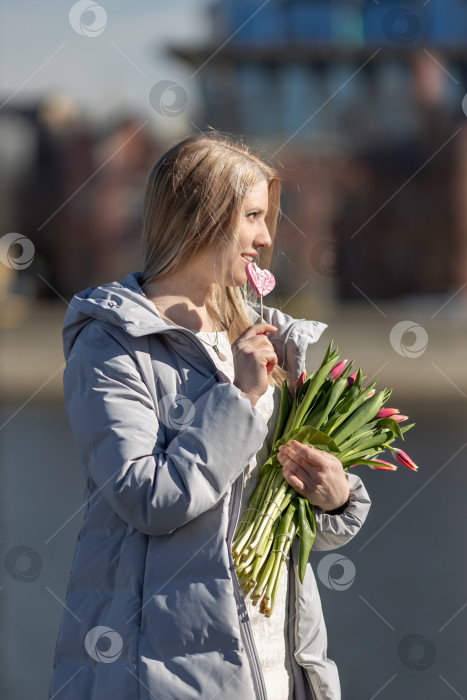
[276, 440, 350, 512]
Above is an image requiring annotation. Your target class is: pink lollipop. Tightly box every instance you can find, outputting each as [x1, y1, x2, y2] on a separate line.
[246, 262, 276, 322]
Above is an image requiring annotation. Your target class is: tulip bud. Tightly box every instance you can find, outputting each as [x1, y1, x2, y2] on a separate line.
[347, 371, 358, 387]
[370, 459, 398, 471]
[349, 459, 397, 471]
[393, 414, 408, 423]
[328, 360, 347, 381]
[375, 408, 400, 419]
[296, 370, 307, 388]
[392, 448, 418, 471]
[363, 389, 376, 399]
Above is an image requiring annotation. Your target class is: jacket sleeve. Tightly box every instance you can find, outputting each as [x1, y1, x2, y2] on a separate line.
[246, 300, 328, 401]
[63, 323, 269, 537]
[310, 472, 371, 551]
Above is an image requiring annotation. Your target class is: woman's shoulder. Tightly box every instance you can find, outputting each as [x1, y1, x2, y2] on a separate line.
[245, 299, 328, 339]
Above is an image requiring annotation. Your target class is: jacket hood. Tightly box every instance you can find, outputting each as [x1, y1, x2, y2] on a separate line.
[62, 271, 173, 360]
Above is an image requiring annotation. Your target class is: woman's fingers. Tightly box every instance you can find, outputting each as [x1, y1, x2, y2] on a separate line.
[278, 451, 317, 491]
[280, 440, 329, 466]
[281, 464, 306, 495]
[277, 440, 350, 511]
[239, 323, 278, 341]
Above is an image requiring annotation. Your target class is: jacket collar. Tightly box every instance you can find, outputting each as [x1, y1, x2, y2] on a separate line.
[62, 270, 327, 371]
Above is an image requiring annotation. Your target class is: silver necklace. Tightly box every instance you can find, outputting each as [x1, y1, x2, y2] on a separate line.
[146, 292, 229, 362]
[197, 329, 228, 361]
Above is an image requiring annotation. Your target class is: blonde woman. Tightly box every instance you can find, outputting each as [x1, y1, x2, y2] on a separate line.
[49, 132, 371, 700]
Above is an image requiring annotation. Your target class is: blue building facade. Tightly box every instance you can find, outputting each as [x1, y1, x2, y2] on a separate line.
[221, 0, 467, 48]
[172, 0, 466, 144]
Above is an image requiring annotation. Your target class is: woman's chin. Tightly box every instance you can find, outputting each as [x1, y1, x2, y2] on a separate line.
[228, 278, 245, 288]
[225, 267, 247, 288]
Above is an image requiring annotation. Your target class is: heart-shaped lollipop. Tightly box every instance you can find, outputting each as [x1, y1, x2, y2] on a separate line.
[245, 262, 276, 297]
[245, 262, 276, 324]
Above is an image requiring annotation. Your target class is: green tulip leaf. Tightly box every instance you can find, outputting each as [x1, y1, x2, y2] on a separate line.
[275, 425, 340, 454]
[297, 497, 316, 584]
[373, 417, 404, 440]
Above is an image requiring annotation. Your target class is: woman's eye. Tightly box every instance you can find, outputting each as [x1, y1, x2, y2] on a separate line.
[247, 211, 259, 220]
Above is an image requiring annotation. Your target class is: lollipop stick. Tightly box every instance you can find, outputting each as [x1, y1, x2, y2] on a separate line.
[260, 295, 263, 323]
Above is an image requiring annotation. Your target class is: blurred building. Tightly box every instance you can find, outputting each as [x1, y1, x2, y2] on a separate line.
[0, 98, 162, 306]
[2, 0, 467, 309]
[170, 0, 467, 304]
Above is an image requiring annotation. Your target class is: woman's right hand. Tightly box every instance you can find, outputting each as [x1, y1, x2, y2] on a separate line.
[232, 323, 279, 406]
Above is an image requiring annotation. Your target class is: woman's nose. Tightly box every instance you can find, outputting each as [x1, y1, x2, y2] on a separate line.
[255, 221, 272, 249]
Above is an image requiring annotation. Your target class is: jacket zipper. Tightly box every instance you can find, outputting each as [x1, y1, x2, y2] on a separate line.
[161, 324, 269, 699]
[227, 477, 268, 700]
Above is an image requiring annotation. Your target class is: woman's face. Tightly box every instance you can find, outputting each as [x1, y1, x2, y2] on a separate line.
[225, 176, 272, 287]
[189, 176, 272, 293]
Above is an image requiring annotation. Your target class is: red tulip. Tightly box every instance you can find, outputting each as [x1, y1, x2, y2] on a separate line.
[370, 459, 398, 471]
[329, 360, 347, 381]
[393, 414, 408, 423]
[296, 370, 307, 388]
[347, 371, 358, 387]
[349, 460, 397, 471]
[376, 408, 400, 419]
[392, 448, 418, 471]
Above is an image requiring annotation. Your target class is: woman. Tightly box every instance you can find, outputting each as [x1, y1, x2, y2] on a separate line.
[49, 132, 371, 700]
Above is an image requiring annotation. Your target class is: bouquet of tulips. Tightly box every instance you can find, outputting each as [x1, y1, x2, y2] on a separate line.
[232, 340, 418, 617]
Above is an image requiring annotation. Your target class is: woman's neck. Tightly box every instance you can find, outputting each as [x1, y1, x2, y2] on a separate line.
[141, 283, 222, 332]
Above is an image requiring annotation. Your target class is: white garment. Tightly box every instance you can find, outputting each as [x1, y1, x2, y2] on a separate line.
[194, 329, 295, 700]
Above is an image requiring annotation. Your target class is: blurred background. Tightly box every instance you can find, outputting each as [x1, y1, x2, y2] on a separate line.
[1, 1, 467, 698]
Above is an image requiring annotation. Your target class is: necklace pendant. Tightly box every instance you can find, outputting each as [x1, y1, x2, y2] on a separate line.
[213, 346, 227, 361]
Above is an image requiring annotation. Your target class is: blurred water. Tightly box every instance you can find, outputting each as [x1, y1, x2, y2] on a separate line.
[318, 397, 467, 699]
[1, 397, 466, 699]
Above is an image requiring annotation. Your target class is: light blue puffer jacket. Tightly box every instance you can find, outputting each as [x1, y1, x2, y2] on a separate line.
[48, 270, 371, 700]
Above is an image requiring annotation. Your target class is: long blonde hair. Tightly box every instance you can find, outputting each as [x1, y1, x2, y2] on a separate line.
[140, 130, 291, 389]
